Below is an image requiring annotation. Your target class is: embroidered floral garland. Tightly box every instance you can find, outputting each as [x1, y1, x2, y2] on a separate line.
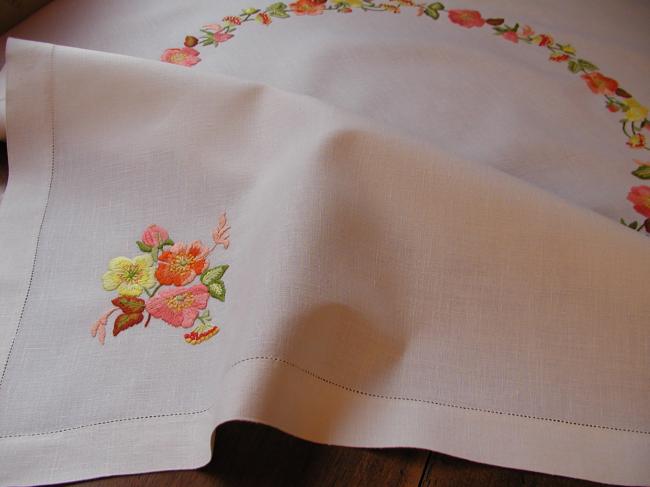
[91, 213, 231, 345]
[161, 1, 650, 232]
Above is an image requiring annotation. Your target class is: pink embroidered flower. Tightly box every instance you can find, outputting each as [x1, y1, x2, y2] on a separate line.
[447, 9, 485, 28]
[502, 31, 519, 43]
[161, 47, 201, 66]
[146, 284, 210, 328]
[289, 0, 326, 15]
[549, 52, 570, 62]
[141, 224, 169, 248]
[156, 241, 210, 286]
[627, 186, 650, 218]
[203, 24, 235, 43]
[581, 72, 618, 96]
[627, 133, 646, 149]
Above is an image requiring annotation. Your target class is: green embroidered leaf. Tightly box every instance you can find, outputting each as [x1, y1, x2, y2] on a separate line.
[113, 313, 144, 336]
[577, 59, 598, 72]
[567, 60, 580, 73]
[111, 296, 146, 314]
[267, 2, 290, 17]
[424, 2, 444, 19]
[208, 280, 226, 302]
[201, 265, 230, 285]
[162, 238, 174, 246]
[632, 165, 650, 179]
[136, 241, 152, 252]
[629, 221, 639, 230]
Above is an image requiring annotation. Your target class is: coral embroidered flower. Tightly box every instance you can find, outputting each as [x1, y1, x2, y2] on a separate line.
[627, 133, 646, 149]
[502, 31, 519, 43]
[606, 100, 620, 112]
[624, 99, 649, 123]
[160, 47, 201, 66]
[156, 241, 210, 286]
[581, 72, 618, 96]
[146, 284, 210, 328]
[141, 224, 169, 248]
[447, 9, 485, 28]
[549, 52, 570, 62]
[289, 0, 326, 15]
[102, 255, 156, 297]
[627, 186, 650, 218]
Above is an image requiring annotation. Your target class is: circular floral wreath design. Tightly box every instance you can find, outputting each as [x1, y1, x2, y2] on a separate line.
[162, 0, 650, 233]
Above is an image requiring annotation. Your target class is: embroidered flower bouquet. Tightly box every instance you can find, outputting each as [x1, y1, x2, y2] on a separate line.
[90, 213, 231, 345]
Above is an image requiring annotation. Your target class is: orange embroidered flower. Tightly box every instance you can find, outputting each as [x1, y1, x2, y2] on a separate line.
[627, 133, 646, 149]
[581, 72, 618, 96]
[627, 186, 650, 218]
[289, 0, 325, 15]
[160, 47, 201, 67]
[549, 52, 570, 62]
[447, 9, 485, 28]
[156, 241, 210, 286]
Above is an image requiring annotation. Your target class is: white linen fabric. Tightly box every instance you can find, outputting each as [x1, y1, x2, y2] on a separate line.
[0, 1, 648, 486]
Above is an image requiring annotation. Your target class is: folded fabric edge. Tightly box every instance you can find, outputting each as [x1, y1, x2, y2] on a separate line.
[0, 38, 648, 487]
[0, 356, 648, 486]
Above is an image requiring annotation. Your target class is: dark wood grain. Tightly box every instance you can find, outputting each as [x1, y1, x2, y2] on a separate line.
[67, 421, 613, 487]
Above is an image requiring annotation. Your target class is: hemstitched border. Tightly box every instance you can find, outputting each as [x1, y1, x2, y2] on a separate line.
[0, 45, 57, 394]
[0, 354, 647, 439]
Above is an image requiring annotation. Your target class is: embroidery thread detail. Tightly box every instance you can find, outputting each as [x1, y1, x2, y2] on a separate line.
[91, 213, 231, 345]
[161, 1, 650, 233]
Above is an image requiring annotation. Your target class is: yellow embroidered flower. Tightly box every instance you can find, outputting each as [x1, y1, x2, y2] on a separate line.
[624, 99, 649, 123]
[560, 44, 576, 55]
[102, 255, 156, 297]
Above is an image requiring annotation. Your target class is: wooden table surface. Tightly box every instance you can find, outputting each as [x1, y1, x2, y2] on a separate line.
[68, 420, 609, 487]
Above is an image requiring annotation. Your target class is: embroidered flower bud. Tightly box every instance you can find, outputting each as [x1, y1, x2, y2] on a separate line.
[184, 36, 199, 47]
[627, 134, 646, 149]
[223, 15, 242, 25]
[142, 225, 169, 247]
[256, 12, 272, 24]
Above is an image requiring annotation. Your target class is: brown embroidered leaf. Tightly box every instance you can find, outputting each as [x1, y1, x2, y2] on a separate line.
[486, 18, 504, 26]
[616, 87, 632, 98]
[113, 313, 144, 336]
[111, 296, 146, 314]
